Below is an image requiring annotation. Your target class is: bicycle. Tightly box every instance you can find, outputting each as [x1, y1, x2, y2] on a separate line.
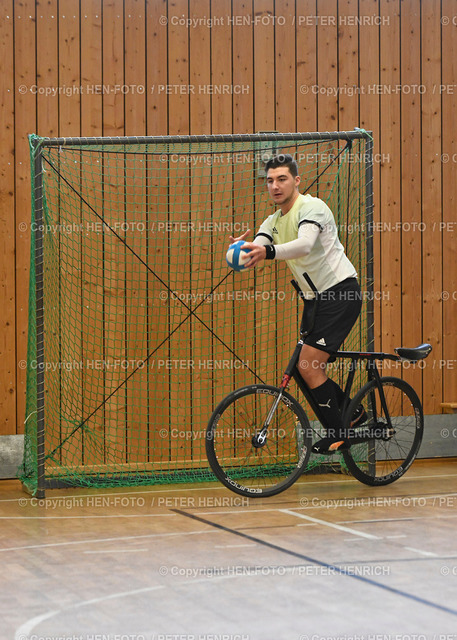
[205, 276, 432, 497]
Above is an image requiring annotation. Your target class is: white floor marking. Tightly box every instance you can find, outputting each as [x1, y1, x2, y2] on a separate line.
[0, 513, 177, 520]
[195, 507, 288, 516]
[83, 548, 148, 554]
[0, 527, 221, 553]
[214, 543, 257, 548]
[14, 610, 61, 639]
[15, 585, 166, 640]
[14, 569, 265, 639]
[343, 537, 372, 542]
[404, 547, 438, 557]
[280, 509, 380, 539]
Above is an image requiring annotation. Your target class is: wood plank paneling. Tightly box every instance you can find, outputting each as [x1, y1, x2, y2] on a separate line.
[103, 0, 124, 135]
[275, 0, 296, 131]
[316, 0, 338, 131]
[146, 0, 168, 135]
[189, 0, 211, 134]
[14, 3, 37, 436]
[337, 0, 359, 131]
[296, 0, 318, 132]
[58, 2, 82, 466]
[168, 0, 190, 134]
[36, 0, 59, 137]
[358, 0, 381, 352]
[420, 1, 443, 414]
[125, 0, 146, 135]
[2, 0, 456, 452]
[0, 3, 16, 435]
[253, 0, 275, 131]
[399, 0, 422, 395]
[80, 0, 104, 466]
[441, 0, 457, 404]
[189, 0, 212, 457]
[80, 0, 102, 136]
[232, 0, 254, 134]
[211, 0, 232, 134]
[379, 0, 401, 356]
[124, 0, 147, 464]
[59, 5, 80, 136]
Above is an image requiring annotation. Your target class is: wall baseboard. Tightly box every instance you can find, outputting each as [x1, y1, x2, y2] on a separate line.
[0, 435, 24, 479]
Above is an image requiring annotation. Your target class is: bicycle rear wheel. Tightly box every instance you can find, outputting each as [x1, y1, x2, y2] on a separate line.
[342, 376, 423, 486]
[206, 384, 312, 497]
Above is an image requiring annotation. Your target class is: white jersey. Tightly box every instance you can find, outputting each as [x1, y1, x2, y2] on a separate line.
[255, 193, 357, 296]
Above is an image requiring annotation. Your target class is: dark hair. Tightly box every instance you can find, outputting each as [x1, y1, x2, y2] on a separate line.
[265, 154, 298, 178]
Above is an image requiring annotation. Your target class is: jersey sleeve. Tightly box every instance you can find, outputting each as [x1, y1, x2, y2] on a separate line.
[254, 214, 275, 244]
[252, 234, 271, 247]
[297, 197, 332, 233]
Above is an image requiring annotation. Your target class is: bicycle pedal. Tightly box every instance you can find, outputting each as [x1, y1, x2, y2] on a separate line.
[348, 425, 395, 443]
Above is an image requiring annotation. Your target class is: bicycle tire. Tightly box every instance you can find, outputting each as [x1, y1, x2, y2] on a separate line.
[206, 384, 312, 497]
[342, 376, 423, 486]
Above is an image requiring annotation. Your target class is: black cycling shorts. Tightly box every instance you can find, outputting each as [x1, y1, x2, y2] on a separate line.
[300, 277, 362, 354]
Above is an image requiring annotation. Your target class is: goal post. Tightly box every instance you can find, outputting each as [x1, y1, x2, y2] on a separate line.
[23, 131, 374, 497]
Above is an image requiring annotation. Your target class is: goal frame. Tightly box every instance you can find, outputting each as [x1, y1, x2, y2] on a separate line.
[27, 130, 374, 498]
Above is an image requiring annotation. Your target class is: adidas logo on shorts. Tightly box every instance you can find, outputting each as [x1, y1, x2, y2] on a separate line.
[316, 337, 327, 346]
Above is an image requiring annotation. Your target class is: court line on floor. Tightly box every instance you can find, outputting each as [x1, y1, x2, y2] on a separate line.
[2, 509, 276, 521]
[173, 508, 457, 618]
[16, 565, 328, 640]
[83, 548, 148, 554]
[0, 527, 222, 553]
[214, 543, 257, 548]
[279, 509, 380, 539]
[0, 513, 177, 520]
[188, 491, 457, 518]
[4, 469, 457, 504]
[404, 547, 438, 557]
[4, 491, 457, 521]
[285, 510, 439, 557]
[14, 585, 166, 640]
[14, 545, 457, 640]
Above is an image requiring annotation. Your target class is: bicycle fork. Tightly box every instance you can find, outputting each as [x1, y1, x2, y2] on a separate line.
[251, 340, 304, 448]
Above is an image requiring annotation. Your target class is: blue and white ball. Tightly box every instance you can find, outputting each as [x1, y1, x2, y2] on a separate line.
[226, 240, 252, 272]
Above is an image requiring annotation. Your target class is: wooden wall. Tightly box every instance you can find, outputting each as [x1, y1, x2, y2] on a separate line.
[1, 0, 456, 436]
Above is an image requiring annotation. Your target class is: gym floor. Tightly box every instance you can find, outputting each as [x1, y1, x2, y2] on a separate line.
[3, 458, 457, 640]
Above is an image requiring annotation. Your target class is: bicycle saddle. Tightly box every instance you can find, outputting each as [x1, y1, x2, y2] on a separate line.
[394, 343, 432, 361]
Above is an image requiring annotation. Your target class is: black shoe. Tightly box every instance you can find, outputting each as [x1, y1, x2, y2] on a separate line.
[311, 437, 350, 455]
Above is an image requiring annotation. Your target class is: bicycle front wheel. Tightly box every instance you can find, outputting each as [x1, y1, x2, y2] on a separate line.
[206, 384, 312, 497]
[342, 376, 423, 486]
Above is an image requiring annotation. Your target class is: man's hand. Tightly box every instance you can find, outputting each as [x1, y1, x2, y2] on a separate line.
[229, 229, 251, 243]
[228, 230, 265, 268]
[238, 242, 266, 268]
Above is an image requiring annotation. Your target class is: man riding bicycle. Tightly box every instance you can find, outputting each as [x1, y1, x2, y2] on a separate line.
[230, 153, 365, 454]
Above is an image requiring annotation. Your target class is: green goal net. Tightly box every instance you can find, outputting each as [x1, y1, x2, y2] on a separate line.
[23, 131, 373, 497]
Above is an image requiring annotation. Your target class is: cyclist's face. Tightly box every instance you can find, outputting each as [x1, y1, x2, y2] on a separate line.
[266, 166, 300, 211]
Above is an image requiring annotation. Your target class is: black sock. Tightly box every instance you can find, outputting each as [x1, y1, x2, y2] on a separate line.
[311, 379, 344, 440]
[327, 378, 354, 415]
[327, 378, 346, 407]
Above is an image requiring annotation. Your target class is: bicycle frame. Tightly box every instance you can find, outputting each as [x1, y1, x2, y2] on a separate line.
[262, 325, 407, 444]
